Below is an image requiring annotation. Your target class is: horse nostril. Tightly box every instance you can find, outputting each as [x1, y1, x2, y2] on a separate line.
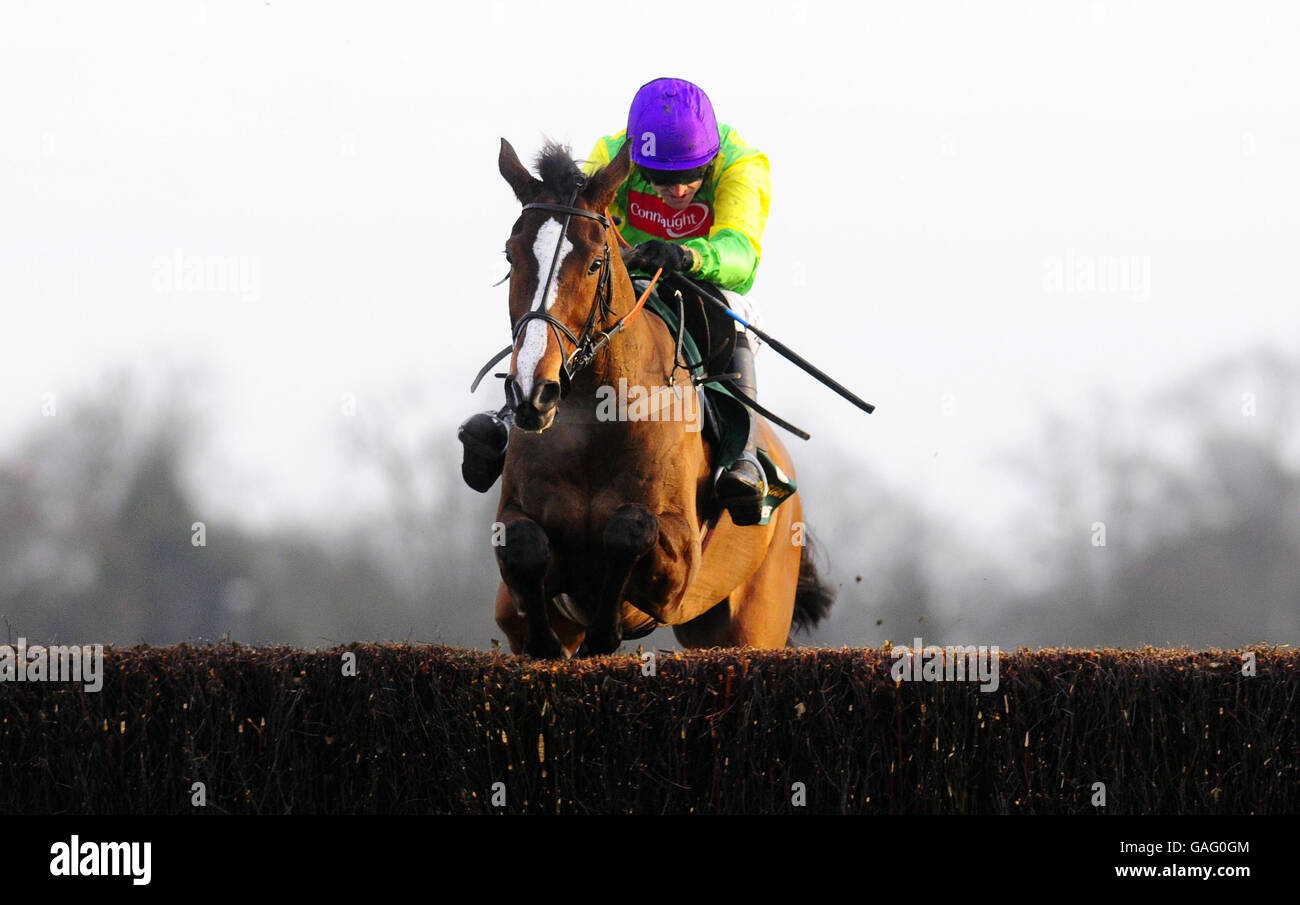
[504, 377, 524, 412]
[533, 381, 561, 412]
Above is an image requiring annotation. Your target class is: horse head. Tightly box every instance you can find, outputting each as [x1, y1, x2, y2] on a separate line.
[497, 137, 631, 432]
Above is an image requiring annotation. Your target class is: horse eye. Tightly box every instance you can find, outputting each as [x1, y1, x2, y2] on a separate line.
[588, 259, 602, 274]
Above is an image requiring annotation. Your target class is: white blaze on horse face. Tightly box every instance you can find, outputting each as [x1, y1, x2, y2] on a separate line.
[516, 218, 573, 399]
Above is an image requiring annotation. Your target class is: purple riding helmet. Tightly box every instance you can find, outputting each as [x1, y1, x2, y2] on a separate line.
[626, 77, 720, 171]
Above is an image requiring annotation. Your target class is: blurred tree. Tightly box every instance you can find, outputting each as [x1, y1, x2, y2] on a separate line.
[988, 346, 1300, 647]
[0, 371, 412, 647]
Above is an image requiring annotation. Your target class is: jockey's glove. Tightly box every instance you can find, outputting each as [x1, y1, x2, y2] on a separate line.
[622, 240, 698, 276]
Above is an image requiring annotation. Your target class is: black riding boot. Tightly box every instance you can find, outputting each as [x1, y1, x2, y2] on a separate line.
[458, 405, 512, 493]
[715, 333, 768, 526]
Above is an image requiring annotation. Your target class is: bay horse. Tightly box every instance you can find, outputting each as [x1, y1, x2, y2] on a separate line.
[490, 137, 832, 658]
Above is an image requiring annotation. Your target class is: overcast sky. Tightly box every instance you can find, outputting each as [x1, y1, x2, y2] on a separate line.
[2, 1, 1297, 548]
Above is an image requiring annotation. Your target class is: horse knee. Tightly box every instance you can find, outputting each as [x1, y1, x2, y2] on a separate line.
[604, 504, 659, 562]
[496, 518, 549, 580]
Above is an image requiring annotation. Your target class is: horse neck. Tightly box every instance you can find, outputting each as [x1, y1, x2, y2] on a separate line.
[570, 268, 671, 395]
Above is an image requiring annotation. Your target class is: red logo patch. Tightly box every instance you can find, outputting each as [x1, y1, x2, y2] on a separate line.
[626, 191, 713, 239]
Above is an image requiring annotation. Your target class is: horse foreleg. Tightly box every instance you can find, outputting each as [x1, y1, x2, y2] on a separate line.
[495, 517, 567, 660]
[493, 582, 527, 653]
[584, 504, 659, 655]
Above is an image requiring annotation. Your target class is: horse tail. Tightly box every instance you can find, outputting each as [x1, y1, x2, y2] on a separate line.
[791, 529, 835, 635]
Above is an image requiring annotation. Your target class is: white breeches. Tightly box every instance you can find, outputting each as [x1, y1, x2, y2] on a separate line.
[721, 289, 763, 353]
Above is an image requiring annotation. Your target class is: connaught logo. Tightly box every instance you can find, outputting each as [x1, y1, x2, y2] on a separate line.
[626, 191, 713, 239]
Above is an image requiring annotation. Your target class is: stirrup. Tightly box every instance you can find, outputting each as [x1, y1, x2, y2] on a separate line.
[716, 450, 767, 526]
[458, 411, 510, 493]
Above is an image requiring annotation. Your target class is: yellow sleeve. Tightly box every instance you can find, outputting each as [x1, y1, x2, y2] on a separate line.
[711, 150, 770, 257]
[581, 132, 628, 225]
[581, 137, 611, 177]
[682, 149, 771, 292]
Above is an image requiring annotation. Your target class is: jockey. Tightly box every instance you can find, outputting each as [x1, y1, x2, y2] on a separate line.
[459, 76, 773, 526]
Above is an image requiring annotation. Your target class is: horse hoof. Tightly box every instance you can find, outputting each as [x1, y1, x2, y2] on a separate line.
[523, 634, 568, 660]
[582, 633, 623, 656]
[604, 504, 659, 559]
[458, 412, 509, 493]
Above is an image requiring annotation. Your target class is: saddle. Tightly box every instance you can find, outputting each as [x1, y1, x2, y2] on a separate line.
[634, 278, 796, 528]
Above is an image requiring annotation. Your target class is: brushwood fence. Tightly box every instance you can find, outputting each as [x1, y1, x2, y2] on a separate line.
[0, 644, 1294, 814]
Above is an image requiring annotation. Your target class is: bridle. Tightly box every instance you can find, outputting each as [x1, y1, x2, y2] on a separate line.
[472, 182, 636, 403]
[509, 187, 616, 402]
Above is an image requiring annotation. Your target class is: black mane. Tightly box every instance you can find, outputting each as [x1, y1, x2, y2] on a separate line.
[534, 141, 585, 197]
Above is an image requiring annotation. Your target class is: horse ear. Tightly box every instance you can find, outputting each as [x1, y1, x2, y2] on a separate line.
[581, 139, 630, 212]
[499, 138, 542, 204]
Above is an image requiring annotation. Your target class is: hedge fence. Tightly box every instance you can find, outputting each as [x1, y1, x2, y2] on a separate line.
[0, 643, 1294, 814]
